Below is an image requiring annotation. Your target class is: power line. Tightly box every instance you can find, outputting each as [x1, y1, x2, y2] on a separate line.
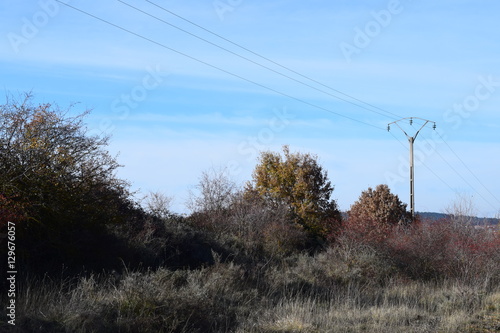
[389, 117, 436, 218]
[389, 130, 457, 197]
[55, 1, 385, 131]
[407, 121, 499, 211]
[418, 133, 497, 211]
[117, 0, 399, 121]
[435, 131, 500, 206]
[144, 0, 403, 121]
[144, 1, 498, 213]
[389, 130, 408, 150]
[420, 163, 457, 196]
[56, 1, 498, 213]
[409, 118, 499, 209]
[404, 121, 498, 212]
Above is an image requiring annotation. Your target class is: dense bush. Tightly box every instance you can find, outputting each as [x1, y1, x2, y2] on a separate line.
[0, 94, 136, 277]
[187, 167, 312, 260]
[7, 262, 254, 333]
[340, 211, 500, 285]
[385, 218, 500, 284]
[247, 145, 342, 240]
[5, 234, 499, 333]
[345, 184, 412, 243]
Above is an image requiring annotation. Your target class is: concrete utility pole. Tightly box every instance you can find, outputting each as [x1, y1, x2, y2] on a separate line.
[388, 117, 436, 220]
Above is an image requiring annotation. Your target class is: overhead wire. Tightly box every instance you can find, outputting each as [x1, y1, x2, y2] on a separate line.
[416, 132, 497, 211]
[142, 0, 402, 121]
[436, 131, 500, 205]
[137, 1, 499, 210]
[389, 129, 457, 195]
[141, 1, 498, 213]
[405, 120, 499, 212]
[55, 1, 385, 130]
[56, 1, 498, 212]
[117, 0, 399, 121]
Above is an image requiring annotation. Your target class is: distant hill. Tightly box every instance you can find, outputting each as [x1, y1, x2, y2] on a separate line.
[417, 212, 499, 226]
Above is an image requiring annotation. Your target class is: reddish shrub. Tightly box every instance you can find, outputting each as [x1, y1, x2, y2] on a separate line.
[385, 218, 500, 282]
[340, 216, 396, 246]
[340, 184, 411, 246]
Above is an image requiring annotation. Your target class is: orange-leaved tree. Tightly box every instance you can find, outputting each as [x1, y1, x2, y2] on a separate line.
[247, 145, 342, 240]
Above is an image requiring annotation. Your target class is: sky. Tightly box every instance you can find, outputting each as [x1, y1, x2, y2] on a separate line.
[1, 0, 499, 217]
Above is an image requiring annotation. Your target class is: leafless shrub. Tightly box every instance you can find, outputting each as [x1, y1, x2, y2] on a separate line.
[444, 193, 478, 226]
[143, 191, 173, 220]
[187, 167, 238, 214]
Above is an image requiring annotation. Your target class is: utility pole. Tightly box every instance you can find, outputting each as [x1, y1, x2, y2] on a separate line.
[388, 117, 436, 220]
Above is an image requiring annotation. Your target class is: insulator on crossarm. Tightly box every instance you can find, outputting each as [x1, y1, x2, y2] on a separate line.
[433, 123, 436, 130]
[409, 118, 413, 125]
[387, 125, 390, 131]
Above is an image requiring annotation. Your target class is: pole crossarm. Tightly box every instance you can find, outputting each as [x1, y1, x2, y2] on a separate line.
[388, 117, 436, 140]
[387, 117, 436, 220]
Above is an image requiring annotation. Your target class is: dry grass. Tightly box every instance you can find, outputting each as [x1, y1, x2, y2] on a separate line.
[239, 280, 498, 333]
[2, 216, 499, 332]
[3, 253, 498, 333]
[5, 262, 253, 332]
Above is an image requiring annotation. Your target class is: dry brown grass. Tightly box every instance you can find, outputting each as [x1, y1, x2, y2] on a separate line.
[3, 213, 499, 332]
[237, 277, 499, 333]
[4, 251, 497, 333]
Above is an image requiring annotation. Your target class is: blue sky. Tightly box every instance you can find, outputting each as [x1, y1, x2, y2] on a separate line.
[1, 0, 499, 217]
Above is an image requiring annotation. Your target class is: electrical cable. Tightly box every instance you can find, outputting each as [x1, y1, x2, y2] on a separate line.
[389, 130, 457, 195]
[55, 1, 386, 131]
[142, 0, 403, 121]
[56, 1, 498, 213]
[117, 0, 399, 121]
[409, 120, 498, 211]
[416, 133, 497, 211]
[435, 131, 500, 206]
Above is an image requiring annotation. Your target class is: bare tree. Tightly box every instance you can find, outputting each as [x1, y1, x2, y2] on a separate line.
[444, 193, 478, 226]
[144, 191, 173, 220]
[187, 167, 237, 214]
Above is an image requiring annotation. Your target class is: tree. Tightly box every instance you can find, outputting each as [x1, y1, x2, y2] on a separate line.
[347, 184, 411, 241]
[144, 191, 173, 220]
[0, 93, 133, 272]
[247, 145, 341, 239]
[186, 167, 239, 233]
[444, 193, 477, 226]
[187, 167, 237, 214]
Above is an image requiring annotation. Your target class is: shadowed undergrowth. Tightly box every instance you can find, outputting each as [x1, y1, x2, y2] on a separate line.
[3, 229, 499, 333]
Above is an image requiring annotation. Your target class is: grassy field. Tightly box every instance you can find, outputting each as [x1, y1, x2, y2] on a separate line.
[3, 229, 499, 333]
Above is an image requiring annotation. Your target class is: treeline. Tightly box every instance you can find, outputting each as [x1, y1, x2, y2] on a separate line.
[0, 94, 408, 277]
[1, 94, 499, 278]
[0, 94, 499, 332]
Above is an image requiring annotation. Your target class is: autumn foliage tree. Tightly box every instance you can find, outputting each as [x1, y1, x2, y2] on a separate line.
[247, 145, 342, 240]
[346, 184, 411, 242]
[0, 93, 133, 273]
